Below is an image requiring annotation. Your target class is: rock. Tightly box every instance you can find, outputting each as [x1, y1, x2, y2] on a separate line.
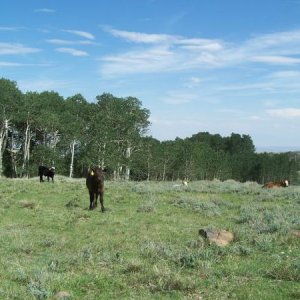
[54, 291, 71, 299]
[291, 230, 300, 238]
[199, 228, 234, 246]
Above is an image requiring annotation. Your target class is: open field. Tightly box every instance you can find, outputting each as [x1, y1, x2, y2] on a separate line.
[0, 177, 299, 299]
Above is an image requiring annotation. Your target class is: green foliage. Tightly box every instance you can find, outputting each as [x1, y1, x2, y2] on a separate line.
[0, 77, 298, 183]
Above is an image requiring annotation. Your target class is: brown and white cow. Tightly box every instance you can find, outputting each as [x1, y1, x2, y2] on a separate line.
[86, 167, 105, 212]
[263, 180, 289, 188]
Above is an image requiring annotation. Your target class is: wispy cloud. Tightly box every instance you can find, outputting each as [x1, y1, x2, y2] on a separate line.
[62, 30, 95, 40]
[34, 8, 55, 13]
[102, 27, 176, 43]
[99, 27, 300, 77]
[0, 43, 41, 55]
[0, 61, 25, 67]
[184, 76, 202, 88]
[251, 55, 300, 64]
[100, 46, 175, 76]
[0, 61, 50, 67]
[46, 39, 96, 45]
[55, 47, 89, 56]
[0, 26, 23, 31]
[269, 70, 300, 79]
[267, 108, 300, 118]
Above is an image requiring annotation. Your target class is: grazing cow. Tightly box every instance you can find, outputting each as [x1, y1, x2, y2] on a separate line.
[263, 180, 289, 188]
[39, 166, 55, 182]
[86, 167, 105, 212]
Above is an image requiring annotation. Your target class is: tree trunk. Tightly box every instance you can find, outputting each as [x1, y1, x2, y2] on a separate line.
[21, 121, 31, 177]
[125, 146, 131, 181]
[162, 162, 166, 181]
[101, 142, 106, 168]
[0, 119, 9, 177]
[69, 140, 76, 178]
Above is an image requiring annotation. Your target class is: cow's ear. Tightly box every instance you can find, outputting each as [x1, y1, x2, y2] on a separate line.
[90, 170, 94, 176]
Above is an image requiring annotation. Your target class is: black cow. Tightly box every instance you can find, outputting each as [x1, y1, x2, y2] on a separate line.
[86, 167, 105, 212]
[39, 166, 55, 182]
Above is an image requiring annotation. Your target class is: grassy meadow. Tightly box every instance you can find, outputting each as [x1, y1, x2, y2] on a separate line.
[0, 177, 299, 299]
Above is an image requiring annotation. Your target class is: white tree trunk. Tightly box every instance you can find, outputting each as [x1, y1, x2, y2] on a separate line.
[0, 119, 9, 177]
[69, 140, 76, 178]
[21, 121, 31, 177]
[125, 146, 131, 181]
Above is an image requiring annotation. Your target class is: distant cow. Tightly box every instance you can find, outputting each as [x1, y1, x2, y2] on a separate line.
[39, 166, 55, 182]
[263, 180, 289, 188]
[86, 167, 105, 212]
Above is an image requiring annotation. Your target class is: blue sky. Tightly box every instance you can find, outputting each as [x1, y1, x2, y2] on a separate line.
[1, 0, 300, 151]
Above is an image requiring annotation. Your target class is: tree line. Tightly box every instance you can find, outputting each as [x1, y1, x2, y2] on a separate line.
[0, 78, 298, 184]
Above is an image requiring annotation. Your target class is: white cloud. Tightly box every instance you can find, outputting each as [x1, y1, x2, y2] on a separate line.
[184, 76, 202, 88]
[269, 70, 300, 79]
[267, 108, 300, 118]
[34, 8, 55, 13]
[0, 61, 50, 67]
[252, 55, 300, 64]
[249, 115, 263, 120]
[46, 39, 95, 45]
[176, 38, 224, 51]
[0, 43, 41, 55]
[62, 30, 95, 40]
[0, 27, 22, 31]
[103, 27, 176, 43]
[100, 46, 175, 76]
[98, 27, 299, 77]
[0, 61, 26, 67]
[245, 29, 300, 51]
[55, 48, 89, 57]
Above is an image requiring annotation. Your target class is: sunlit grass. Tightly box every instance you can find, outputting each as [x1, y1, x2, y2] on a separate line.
[0, 177, 299, 299]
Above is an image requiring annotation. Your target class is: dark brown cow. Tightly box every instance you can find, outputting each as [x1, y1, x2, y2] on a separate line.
[263, 180, 289, 188]
[39, 166, 55, 182]
[86, 167, 105, 212]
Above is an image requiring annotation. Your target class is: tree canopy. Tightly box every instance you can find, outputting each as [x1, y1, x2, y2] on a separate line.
[0, 77, 298, 183]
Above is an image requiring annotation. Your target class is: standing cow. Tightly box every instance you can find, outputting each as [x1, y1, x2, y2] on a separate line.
[39, 166, 55, 182]
[86, 167, 105, 212]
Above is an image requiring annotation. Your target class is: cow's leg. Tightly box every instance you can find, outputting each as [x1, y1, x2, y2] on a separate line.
[99, 191, 105, 212]
[89, 191, 95, 210]
[40, 174, 44, 182]
[94, 192, 98, 208]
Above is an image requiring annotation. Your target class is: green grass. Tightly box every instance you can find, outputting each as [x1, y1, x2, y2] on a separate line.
[0, 177, 299, 299]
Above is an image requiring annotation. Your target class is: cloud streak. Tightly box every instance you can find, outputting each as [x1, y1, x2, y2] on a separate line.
[0, 61, 50, 67]
[55, 47, 89, 56]
[34, 8, 55, 13]
[0, 43, 41, 55]
[99, 27, 300, 77]
[62, 30, 95, 40]
[267, 108, 300, 118]
[46, 39, 96, 45]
